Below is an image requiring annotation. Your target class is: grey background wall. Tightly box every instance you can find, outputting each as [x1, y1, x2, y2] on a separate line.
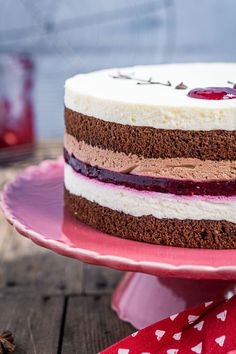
[0, 0, 236, 137]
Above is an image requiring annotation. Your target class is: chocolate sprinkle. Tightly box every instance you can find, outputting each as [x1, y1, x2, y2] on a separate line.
[175, 82, 188, 89]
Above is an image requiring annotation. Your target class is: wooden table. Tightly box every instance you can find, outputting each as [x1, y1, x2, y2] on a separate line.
[0, 140, 133, 354]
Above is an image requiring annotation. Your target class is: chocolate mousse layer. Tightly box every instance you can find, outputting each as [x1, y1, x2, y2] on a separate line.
[64, 189, 236, 249]
[65, 108, 236, 160]
[64, 149, 236, 196]
[65, 133, 236, 180]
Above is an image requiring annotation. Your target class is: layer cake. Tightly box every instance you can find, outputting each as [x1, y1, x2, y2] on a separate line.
[64, 63, 236, 249]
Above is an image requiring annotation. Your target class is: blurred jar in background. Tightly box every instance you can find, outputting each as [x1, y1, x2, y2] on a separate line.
[0, 54, 35, 163]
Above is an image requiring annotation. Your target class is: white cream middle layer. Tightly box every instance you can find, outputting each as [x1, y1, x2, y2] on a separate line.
[64, 163, 236, 223]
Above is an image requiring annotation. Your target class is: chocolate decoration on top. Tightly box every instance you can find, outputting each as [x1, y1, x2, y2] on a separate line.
[175, 82, 188, 90]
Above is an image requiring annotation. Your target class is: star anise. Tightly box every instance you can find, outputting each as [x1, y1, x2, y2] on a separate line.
[0, 331, 15, 354]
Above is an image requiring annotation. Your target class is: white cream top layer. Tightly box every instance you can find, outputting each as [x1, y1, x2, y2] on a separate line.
[65, 63, 236, 131]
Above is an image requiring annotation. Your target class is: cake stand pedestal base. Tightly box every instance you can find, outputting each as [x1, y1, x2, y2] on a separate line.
[112, 272, 236, 329]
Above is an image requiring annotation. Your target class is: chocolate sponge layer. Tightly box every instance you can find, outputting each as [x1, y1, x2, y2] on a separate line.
[65, 107, 236, 160]
[64, 188, 236, 249]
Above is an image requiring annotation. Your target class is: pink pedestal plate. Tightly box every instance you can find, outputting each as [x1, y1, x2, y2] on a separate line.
[1, 159, 236, 329]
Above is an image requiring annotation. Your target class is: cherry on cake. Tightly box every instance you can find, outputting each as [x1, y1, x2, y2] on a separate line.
[64, 63, 236, 249]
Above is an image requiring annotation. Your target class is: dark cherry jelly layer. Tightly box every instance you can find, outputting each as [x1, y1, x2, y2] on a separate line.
[188, 87, 236, 100]
[64, 149, 236, 197]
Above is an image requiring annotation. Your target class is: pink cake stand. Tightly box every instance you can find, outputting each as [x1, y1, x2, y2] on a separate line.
[1, 158, 236, 329]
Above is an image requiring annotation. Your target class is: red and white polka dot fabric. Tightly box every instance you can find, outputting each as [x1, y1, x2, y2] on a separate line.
[101, 295, 236, 354]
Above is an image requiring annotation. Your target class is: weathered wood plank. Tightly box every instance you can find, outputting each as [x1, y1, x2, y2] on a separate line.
[0, 294, 64, 354]
[83, 264, 123, 295]
[62, 295, 134, 354]
[0, 212, 83, 296]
